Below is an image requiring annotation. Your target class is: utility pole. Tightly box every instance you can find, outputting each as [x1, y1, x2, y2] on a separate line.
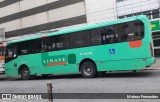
[47, 83, 53, 102]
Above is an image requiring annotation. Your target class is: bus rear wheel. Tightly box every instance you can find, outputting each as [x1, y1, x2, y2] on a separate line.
[20, 67, 30, 80]
[80, 61, 97, 78]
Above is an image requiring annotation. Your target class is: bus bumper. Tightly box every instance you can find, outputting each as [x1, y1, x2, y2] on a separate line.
[146, 57, 156, 68]
[5, 68, 18, 77]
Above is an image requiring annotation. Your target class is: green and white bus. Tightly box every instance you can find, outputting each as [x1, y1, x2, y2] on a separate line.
[5, 15, 155, 80]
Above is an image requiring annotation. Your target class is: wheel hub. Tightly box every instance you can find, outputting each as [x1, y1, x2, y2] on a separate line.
[84, 65, 92, 75]
[23, 71, 29, 77]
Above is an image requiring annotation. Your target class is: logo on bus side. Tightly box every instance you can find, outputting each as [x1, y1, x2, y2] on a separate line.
[109, 48, 115, 55]
[41, 53, 67, 66]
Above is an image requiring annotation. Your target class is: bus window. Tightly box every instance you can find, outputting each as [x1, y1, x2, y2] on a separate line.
[51, 36, 57, 51]
[134, 21, 144, 40]
[41, 38, 51, 52]
[100, 26, 118, 44]
[19, 39, 41, 54]
[70, 30, 90, 48]
[56, 34, 70, 50]
[30, 39, 41, 53]
[118, 21, 144, 42]
[51, 34, 70, 51]
[19, 41, 29, 55]
[91, 29, 102, 46]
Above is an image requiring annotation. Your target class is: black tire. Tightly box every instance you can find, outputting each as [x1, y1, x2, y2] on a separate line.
[80, 61, 97, 78]
[20, 67, 30, 80]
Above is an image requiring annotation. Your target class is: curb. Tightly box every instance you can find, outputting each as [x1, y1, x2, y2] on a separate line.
[145, 68, 160, 70]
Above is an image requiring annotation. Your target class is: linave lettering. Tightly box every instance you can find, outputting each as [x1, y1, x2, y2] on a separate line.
[43, 58, 65, 64]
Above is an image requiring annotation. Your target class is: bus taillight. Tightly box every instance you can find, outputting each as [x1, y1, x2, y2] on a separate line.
[150, 42, 154, 57]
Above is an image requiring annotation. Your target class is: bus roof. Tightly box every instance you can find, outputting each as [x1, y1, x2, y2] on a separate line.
[7, 15, 148, 45]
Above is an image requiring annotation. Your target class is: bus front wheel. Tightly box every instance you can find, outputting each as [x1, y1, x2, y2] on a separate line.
[80, 61, 97, 78]
[20, 67, 30, 80]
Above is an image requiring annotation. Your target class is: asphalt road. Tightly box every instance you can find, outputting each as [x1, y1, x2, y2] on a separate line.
[0, 69, 160, 102]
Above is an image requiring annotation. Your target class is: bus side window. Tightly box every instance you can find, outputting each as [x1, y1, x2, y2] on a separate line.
[34, 39, 41, 53]
[19, 41, 29, 55]
[52, 43, 56, 50]
[41, 38, 51, 52]
[56, 34, 70, 50]
[51, 36, 57, 51]
[70, 31, 90, 48]
[56, 42, 63, 49]
[29, 39, 41, 54]
[101, 26, 117, 44]
[118, 23, 129, 42]
[91, 29, 102, 46]
[133, 21, 144, 40]
[118, 21, 144, 42]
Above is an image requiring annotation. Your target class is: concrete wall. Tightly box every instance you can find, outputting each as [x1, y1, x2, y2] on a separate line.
[85, 0, 117, 23]
[20, 0, 48, 11]
[0, 0, 86, 40]
[117, 0, 160, 16]
[0, 3, 21, 18]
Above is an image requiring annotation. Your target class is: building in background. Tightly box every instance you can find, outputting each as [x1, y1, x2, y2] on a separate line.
[0, 0, 87, 41]
[0, 0, 160, 56]
[150, 19, 160, 57]
[85, 0, 117, 23]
